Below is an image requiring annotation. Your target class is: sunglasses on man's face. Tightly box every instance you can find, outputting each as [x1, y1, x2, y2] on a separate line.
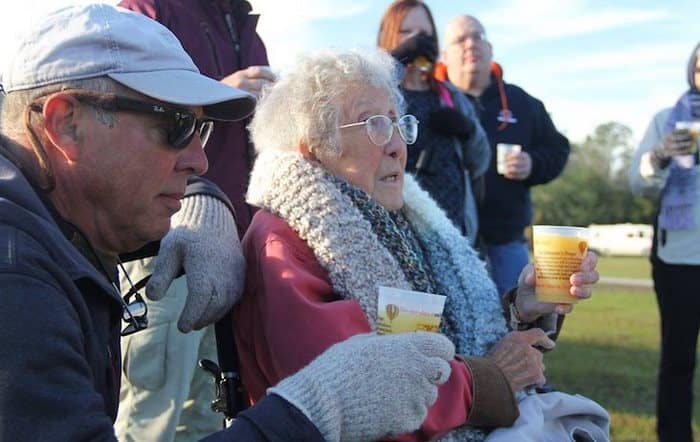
[39, 89, 214, 149]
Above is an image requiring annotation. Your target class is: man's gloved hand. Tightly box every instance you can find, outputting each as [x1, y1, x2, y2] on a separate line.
[390, 32, 437, 67]
[269, 332, 455, 442]
[652, 128, 696, 169]
[147, 194, 246, 333]
[427, 107, 476, 141]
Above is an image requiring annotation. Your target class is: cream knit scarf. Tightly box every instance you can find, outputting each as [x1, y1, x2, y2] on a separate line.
[247, 150, 508, 441]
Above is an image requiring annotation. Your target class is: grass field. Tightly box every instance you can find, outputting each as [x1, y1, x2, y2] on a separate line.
[544, 256, 700, 441]
[595, 255, 652, 280]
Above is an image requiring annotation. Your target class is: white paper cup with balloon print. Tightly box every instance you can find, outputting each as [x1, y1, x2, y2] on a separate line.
[532, 225, 589, 304]
[377, 286, 446, 335]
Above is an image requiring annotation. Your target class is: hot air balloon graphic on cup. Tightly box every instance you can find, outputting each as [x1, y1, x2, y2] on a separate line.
[385, 303, 400, 323]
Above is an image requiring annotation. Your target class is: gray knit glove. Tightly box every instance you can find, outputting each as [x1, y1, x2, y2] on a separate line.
[651, 128, 695, 168]
[269, 332, 455, 442]
[147, 194, 245, 332]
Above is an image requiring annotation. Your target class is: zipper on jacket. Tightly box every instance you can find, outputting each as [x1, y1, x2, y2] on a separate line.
[202, 22, 224, 77]
[224, 12, 243, 67]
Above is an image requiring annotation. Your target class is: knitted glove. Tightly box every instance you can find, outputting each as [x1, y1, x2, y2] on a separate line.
[147, 194, 245, 332]
[427, 107, 476, 141]
[270, 332, 455, 442]
[652, 128, 695, 168]
[390, 32, 437, 66]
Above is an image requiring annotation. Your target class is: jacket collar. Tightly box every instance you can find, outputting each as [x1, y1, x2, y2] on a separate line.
[0, 154, 122, 304]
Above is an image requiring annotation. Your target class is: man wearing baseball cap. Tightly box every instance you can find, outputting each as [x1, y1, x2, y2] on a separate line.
[0, 4, 454, 441]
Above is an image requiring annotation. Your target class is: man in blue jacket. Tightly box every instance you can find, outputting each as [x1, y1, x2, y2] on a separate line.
[441, 15, 571, 296]
[0, 5, 454, 441]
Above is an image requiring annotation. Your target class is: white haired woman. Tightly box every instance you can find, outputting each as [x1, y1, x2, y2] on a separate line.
[233, 48, 603, 441]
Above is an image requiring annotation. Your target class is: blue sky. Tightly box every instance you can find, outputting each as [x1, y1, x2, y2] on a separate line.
[1, 0, 696, 143]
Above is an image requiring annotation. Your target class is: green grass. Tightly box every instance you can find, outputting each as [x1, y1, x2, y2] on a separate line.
[545, 288, 700, 441]
[595, 256, 652, 280]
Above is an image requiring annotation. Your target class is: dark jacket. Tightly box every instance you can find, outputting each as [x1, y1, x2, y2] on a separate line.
[469, 69, 570, 244]
[0, 154, 323, 441]
[119, 0, 269, 238]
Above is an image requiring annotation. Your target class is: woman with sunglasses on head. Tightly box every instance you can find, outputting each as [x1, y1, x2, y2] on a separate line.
[232, 47, 603, 441]
[378, 0, 490, 248]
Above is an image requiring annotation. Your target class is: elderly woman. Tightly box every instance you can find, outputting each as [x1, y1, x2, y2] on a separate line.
[234, 48, 600, 441]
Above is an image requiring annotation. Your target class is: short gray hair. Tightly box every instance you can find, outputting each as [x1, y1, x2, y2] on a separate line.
[0, 76, 122, 191]
[249, 48, 405, 158]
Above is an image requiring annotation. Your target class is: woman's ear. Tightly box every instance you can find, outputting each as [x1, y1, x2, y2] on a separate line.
[297, 139, 318, 161]
[41, 93, 81, 162]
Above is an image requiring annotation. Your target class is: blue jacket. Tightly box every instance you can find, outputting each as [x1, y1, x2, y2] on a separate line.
[0, 154, 322, 441]
[469, 71, 570, 244]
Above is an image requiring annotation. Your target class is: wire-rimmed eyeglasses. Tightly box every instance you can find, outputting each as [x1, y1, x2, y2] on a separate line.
[339, 114, 419, 146]
[448, 31, 488, 46]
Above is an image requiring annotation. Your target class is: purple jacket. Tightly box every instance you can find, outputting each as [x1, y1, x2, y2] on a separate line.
[120, 0, 269, 237]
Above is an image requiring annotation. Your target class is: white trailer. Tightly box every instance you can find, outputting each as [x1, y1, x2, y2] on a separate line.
[587, 223, 653, 257]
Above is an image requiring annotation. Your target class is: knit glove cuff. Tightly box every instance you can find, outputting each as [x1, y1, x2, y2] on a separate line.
[269, 367, 342, 442]
[146, 194, 245, 332]
[269, 332, 454, 442]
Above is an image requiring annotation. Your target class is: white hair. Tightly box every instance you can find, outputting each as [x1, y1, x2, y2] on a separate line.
[249, 48, 405, 158]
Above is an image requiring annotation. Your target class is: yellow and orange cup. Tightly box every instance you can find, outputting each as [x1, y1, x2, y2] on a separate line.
[532, 225, 589, 304]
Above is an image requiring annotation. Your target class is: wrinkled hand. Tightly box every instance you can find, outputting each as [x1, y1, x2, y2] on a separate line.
[147, 195, 246, 332]
[427, 107, 475, 141]
[221, 65, 276, 99]
[390, 32, 437, 67]
[270, 332, 454, 442]
[502, 150, 532, 180]
[516, 251, 599, 322]
[652, 129, 696, 168]
[486, 329, 553, 391]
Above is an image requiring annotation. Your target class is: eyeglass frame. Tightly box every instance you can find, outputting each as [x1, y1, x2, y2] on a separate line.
[28, 89, 214, 150]
[338, 114, 419, 146]
[448, 31, 488, 46]
[120, 274, 150, 336]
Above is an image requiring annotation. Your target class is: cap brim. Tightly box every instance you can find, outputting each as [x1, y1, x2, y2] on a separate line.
[109, 70, 256, 121]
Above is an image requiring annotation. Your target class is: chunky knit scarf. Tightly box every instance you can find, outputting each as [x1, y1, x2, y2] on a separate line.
[247, 150, 508, 441]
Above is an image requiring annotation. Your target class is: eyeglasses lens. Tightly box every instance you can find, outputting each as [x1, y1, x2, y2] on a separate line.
[199, 121, 214, 148]
[366, 115, 392, 146]
[398, 115, 418, 145]
[169, 114, 214, 149]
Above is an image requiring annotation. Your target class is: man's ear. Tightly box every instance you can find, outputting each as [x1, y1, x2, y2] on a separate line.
[41, 93, 82, 162]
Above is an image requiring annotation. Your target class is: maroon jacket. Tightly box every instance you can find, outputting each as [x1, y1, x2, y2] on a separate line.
[120, 0, 269, 237]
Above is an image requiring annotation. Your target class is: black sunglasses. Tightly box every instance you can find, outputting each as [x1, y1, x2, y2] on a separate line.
[35, 89, 214, 149]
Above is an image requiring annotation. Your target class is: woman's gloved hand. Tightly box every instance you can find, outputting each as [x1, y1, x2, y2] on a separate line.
[652, 128, 696, 169]
[427, 107, 476, 141]
[269, 332, 454, 442]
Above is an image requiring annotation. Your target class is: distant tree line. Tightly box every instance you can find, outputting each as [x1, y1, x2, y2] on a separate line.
[531, 122, 657, 227]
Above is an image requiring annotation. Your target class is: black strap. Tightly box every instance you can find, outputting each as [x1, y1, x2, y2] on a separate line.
[214, 313, 250, 420]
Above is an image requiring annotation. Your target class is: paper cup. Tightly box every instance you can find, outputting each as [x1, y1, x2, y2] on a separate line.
[674, 121, 700, 168]
[377, 286, 446, 335]
[532, 225, 589, 304]
[496, 143, 522, 175]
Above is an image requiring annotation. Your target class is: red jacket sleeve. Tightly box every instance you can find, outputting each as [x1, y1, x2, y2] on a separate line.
[234, 211, 475, 440]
